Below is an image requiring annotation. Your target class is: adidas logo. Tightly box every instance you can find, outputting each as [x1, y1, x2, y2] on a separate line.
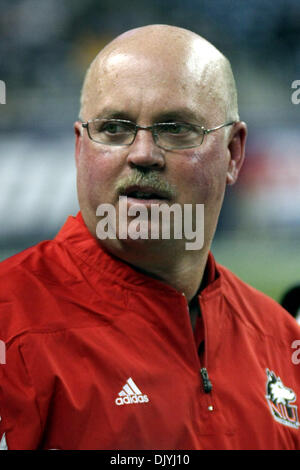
[115, 377, 149, 406]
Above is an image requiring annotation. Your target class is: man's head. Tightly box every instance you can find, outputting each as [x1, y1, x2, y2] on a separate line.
[79, 25, 240, 124]
[74, 24, 247, 265]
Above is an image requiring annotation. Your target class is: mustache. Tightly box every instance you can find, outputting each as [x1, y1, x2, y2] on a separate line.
[115, 170, 177, 199]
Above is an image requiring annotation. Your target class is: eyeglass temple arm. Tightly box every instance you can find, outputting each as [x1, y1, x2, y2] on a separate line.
[205, 121, 237, 134]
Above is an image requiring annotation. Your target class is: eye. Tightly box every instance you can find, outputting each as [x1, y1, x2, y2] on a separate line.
[101, 121, 129, 134]
[89, 120, 135, 145]
[160, 123, 191, 135]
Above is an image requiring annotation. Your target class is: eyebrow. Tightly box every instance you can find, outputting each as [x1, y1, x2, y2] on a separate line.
[93, 108, 205, 125]
[94, 109, 133, 121]
[153, 110, 206, 126]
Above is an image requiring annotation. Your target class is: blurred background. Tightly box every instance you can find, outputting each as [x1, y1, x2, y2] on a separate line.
[0, 0, 300, 314]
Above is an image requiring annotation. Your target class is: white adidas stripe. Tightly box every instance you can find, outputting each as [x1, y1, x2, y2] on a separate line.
[127, 377, 142, 395]
[118, 377, 142, 397]
[0, 433, 8, 451]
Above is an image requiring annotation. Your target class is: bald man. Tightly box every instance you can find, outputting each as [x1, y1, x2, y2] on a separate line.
[0, 25, 300, 450]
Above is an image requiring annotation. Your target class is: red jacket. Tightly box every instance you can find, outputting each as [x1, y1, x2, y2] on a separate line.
[0, 213, 300, 450]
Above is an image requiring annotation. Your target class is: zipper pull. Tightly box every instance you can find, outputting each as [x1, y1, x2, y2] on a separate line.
[200, 367, 213, 393]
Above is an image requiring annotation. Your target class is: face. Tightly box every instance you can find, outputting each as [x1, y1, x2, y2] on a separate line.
[75, 47, 244, 259]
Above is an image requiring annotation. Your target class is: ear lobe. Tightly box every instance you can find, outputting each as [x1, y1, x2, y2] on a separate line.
[226, 121, 247, 186]
[226, 159, 237, 185]
[74, 121, 83, 168]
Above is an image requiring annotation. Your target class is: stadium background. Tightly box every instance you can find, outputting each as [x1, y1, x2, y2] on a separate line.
[0, 0, 300, 306]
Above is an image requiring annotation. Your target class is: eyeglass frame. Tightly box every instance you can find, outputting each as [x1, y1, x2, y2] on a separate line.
[81, 118, 237, 150]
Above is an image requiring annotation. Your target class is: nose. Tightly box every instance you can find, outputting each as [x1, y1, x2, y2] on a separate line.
[126, 129, 165, 169]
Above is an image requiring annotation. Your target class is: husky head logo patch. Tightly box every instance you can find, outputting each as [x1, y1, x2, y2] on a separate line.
[265, 369, 299, 429]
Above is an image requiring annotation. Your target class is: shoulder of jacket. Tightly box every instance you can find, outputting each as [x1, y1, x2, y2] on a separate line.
[216, 262, 300, 341]
[0, 239, 55, 273]
[0, 237, 76, 286]
[0, 240, 73, 343]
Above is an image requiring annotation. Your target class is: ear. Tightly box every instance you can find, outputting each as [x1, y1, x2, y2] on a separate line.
[74, 121, 83, 169]
[226, 121, 247, 186]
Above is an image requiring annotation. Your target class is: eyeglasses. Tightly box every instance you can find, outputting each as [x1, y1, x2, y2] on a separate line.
[81, 118, 236, 150]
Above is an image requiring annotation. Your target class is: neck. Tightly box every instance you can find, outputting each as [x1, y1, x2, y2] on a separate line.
[137, 256, 207, 302]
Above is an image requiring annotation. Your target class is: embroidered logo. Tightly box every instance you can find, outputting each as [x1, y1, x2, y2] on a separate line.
[115, 377, 149, 406]
[265, 369, 299, 429]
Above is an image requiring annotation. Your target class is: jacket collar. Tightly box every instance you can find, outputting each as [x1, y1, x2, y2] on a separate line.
[55, 212, 221, 297]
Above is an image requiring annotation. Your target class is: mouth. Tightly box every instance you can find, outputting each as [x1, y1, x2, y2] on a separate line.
[119, 185, 170, 202]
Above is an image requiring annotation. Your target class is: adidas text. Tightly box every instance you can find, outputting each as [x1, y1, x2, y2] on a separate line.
[115, 394, 149, 405]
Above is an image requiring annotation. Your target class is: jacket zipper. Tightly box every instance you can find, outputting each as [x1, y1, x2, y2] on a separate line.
[200, 367, 213, 393]
[182, 293, 214, 407]
[198, 295, 214, 411]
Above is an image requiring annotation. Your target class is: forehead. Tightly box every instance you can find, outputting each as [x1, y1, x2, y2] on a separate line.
[85, 49, 220, 124]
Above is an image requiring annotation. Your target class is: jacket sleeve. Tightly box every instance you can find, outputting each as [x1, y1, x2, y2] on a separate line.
[0, 338, 43, 450]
